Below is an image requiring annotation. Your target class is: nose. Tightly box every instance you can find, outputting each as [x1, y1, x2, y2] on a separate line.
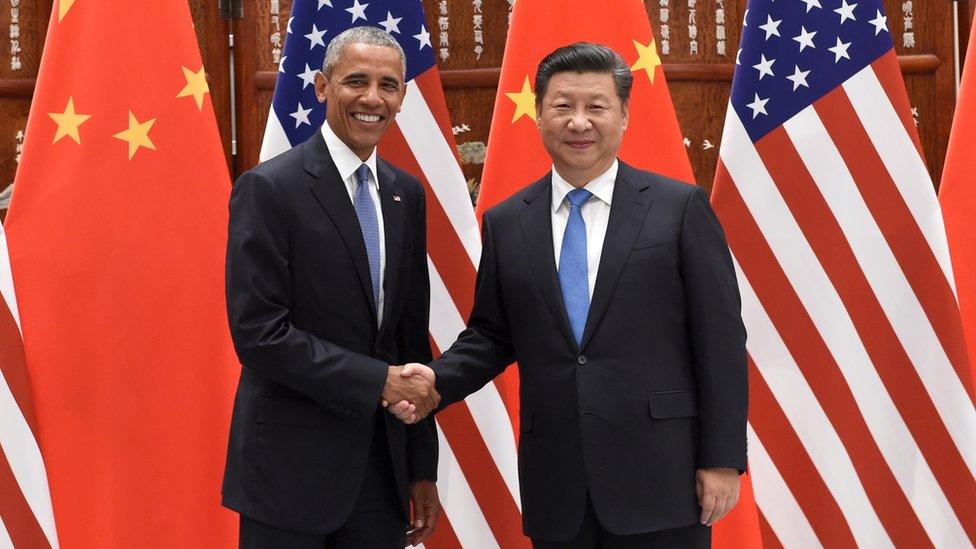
[567, 110, 591, 133]
[360, 83, 382, 106]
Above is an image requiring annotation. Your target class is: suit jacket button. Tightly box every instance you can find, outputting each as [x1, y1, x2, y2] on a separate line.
[352, 411, 361, 418]
[328, 402, 337, 409]
[577, 355, 588, 365]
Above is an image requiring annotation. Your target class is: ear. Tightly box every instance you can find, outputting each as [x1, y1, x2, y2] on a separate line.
[621, 102, 629, 131]
[314, 71, 328, 104]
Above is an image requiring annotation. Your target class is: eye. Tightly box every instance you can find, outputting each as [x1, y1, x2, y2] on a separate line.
[589, 104, 607, 111]
[381, 81, 401, 91]
[553, 103, 571, 111]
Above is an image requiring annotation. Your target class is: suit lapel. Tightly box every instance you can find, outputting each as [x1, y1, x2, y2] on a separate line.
[377, 159, 403, 334]
[580, 162, 655, 349]
[519, 175, 579, 353]
[303, 132, 378, 324]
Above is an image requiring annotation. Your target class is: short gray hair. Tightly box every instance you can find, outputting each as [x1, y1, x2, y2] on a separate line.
[322, 26, 406, 80]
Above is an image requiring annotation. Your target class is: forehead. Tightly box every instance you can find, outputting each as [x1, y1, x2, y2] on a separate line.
[334, 43, 404, 78]
[543, 71, 618, 100]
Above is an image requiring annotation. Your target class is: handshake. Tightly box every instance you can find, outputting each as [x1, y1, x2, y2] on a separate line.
[380, 363, 439, 424]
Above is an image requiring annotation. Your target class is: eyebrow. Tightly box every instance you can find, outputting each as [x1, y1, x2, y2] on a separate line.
[340, 72, 402, 86]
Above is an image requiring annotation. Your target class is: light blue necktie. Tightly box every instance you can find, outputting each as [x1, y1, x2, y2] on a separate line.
[559, 188, 592, 346]
[354, 163, 381, 312]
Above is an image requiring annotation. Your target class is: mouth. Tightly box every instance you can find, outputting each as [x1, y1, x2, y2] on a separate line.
[351, 112, 383, 124]
[565, 140, 595, 149]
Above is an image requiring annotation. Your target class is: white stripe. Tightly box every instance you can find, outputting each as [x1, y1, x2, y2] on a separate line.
[0, 370, 59, 548]
[720, 106, 968, 547]
[0, 515, 12, 549]
[748, 424, 822, 549]
[733, 255, 887, 547]
[843, 66, 957, 295]
[435, 427, 499, 549]
[400, 83, 482, 267]
[428, 257, 521, 511]
[258, 108, 292, 163]
[785, 107, 976, 478]
[0, 228, 21, 335]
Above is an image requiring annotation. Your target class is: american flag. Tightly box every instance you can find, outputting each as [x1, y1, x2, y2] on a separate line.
[711, 0, 976, 547]
[0, 223, 58, 548]
[259, 1, 525, 546]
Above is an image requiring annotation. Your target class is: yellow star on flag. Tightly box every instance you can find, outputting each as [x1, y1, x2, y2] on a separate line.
[113, 111, 157, 160]
[631, 38, 662, 84]
[176, 65, 209, 111]
[505, 76, 536, 124]
[58, 0, 76, 22]
[48, 96, 91, 145]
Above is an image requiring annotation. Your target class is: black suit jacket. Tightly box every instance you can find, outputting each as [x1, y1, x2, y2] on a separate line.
[221, 132, 437, 535]
[433, 162, 747, 540]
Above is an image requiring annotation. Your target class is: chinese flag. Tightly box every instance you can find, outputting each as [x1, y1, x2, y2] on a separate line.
[4, 0, 238, 547]
[476, 1, 761, 546]
[941, 23, 976, 379]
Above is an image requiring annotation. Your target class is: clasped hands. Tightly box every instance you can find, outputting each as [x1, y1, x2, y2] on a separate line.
[381, 363, 438, 424]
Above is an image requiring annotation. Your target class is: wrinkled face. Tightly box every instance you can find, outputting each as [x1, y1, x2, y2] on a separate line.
[315, 42, 406, 160]
[537, 71, 628, 186]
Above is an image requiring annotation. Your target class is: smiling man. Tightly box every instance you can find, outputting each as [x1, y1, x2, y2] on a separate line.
[394, 42, 748, 548]
[222, 26, 440, 548]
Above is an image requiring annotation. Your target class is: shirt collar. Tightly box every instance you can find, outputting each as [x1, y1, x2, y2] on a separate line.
[320, 120, 379, 189]
[551, 159, 617, 212]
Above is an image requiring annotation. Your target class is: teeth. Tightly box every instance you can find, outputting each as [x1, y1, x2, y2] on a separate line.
[353, 113, 381, 123]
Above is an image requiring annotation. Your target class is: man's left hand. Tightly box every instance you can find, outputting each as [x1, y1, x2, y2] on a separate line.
[406, 480, 440, 546]
[695, 467, 740, 526]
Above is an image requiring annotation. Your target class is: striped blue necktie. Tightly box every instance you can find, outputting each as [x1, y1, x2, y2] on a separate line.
[559, 188, 592, 346]
[354, 163, 381, 312]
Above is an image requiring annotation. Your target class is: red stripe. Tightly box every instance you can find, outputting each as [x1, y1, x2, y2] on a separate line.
[870, 51, 925, 160]
[378, 125, 476, 319]
[0, 447, 51, 549]
[748, 360, 856, 548]
[811, 88, 976, 539]
[832, 67, 976, 402]
[711, 162, 929, 545]
[0, 296, 38, 436]
[757, 509, 784, 549]
[758, 123, 961, 544]
[425, 511, 462, 548]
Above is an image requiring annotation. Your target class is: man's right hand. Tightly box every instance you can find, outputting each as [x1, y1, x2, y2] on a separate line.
[381, 365, 440, 421]
[386, 364, 437, 425]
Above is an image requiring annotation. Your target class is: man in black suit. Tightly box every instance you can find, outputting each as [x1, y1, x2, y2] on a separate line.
[222, 26, 441, 548]
[395, 43, 747, 547]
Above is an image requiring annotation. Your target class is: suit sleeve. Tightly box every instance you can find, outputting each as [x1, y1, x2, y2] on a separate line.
[396, 184, 438, 482]
[225, 170, 389, 417]
[679, 186, 749, 472]
[432, 211, 516, 407]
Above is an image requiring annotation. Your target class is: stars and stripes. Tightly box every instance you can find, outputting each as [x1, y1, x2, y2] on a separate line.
[260, 1, 524, 547]
[712, 0, 976, 547]
[0, 224, 59, 549]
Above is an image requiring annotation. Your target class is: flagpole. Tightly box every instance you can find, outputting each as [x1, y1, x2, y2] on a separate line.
[955, 0, 962, 95]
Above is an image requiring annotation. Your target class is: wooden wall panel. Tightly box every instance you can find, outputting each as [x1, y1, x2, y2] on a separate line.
[0, 0, 51, 222]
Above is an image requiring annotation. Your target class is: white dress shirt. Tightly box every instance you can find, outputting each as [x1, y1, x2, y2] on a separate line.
[551, 160, 617, 299]
[321, 121, 386, 325]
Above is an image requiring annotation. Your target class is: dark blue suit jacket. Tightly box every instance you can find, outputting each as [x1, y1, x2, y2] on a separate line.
[221, 131, 437, 535]
[433, 161, 747, 541]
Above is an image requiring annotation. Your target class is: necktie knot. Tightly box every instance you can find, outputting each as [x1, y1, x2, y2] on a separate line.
[566, 188, 592, 209]
[356, 163, 370, 189]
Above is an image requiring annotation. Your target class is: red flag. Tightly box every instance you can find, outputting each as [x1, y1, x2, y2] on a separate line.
[477, 1, 761, 546]
[941, 22, 976, 379]
[4, 0, 238, 546]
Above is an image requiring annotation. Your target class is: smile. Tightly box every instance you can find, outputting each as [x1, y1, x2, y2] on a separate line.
[352, 113, 382, 123]
[566, 140, 594, 149]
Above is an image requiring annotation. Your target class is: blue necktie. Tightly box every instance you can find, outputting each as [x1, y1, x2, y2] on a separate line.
[559, 188, 592, 346]
[354, 163, 381, 313]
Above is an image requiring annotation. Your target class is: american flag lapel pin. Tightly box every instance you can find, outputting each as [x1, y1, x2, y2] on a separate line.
[393, 195, 402, 202]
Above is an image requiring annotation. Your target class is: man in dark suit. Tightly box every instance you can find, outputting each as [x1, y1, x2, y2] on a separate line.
[222, 26, 441, 548]
[395, 42, 747, 547]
